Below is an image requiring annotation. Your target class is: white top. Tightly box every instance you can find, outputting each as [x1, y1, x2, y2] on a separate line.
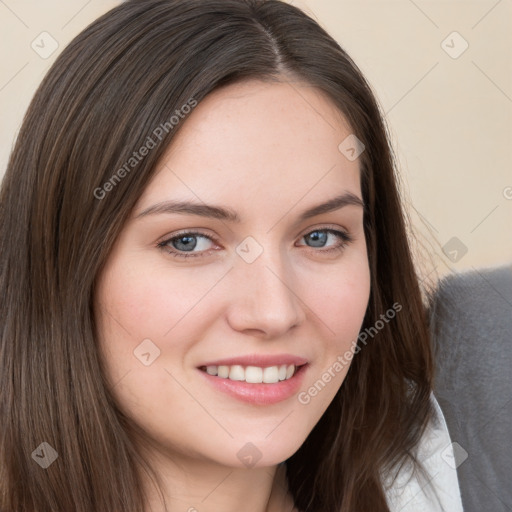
[384, 394, 464, 511]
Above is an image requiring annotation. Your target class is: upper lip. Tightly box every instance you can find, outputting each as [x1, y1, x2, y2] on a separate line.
[198, 354, 309, 368]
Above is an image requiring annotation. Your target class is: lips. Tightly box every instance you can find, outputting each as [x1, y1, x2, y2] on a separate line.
[196, 354, 309, 405]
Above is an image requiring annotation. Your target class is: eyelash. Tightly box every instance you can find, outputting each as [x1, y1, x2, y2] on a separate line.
[157, 227, 353, 260]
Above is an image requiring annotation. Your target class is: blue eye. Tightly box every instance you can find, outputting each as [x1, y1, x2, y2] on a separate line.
[157, 228, 352, 260]
[157, 231, 216, 259]
[299, 229, 351, 250]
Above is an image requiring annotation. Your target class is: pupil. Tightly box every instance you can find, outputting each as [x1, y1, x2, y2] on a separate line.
[175, 236, 197, 251]
[308, 231, 326, 247]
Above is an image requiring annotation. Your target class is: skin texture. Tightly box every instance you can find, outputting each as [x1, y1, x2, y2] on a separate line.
[94, 79, 371, 512]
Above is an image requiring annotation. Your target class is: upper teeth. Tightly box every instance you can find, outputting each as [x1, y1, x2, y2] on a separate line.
[203, 364, 296, 383]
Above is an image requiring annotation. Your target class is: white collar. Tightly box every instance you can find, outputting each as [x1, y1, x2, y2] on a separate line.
[384, 393, 464, 512]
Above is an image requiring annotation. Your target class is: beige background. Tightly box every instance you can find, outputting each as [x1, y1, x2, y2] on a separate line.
[1, 0, 511, 284]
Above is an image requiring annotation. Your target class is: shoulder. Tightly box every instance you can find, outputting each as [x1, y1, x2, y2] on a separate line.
[430, 264, 512, 370]
[383, 394, 464, 512]
[430, 263, 512, 386]
[431, 264, 512, 323]
[431, 264, 512, 512]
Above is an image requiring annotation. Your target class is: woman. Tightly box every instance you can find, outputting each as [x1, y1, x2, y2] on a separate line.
[0, 0, 463, 510]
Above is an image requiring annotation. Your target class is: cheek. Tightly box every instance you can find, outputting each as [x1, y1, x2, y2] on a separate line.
[306, 258, 371, 346]
[97, 257, 225, 341]
[94, 253, 234, 394]
[295, 260, 370, 421]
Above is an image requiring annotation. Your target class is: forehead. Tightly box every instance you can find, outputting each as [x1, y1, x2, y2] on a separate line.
[135, 79, 362, 217]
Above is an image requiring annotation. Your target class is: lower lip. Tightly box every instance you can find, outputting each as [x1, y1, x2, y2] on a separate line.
[197, 364, 308, 405]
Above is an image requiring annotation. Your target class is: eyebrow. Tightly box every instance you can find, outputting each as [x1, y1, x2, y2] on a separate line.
[134, 192, 364, 223]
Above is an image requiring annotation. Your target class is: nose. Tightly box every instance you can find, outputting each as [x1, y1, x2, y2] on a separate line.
[226, 247, 306, 338]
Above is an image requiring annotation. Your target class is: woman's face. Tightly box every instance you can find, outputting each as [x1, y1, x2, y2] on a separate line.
[94, 79, 370, 469]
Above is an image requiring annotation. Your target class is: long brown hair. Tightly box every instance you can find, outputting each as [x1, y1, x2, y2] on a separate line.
[0, 1, 433, 510]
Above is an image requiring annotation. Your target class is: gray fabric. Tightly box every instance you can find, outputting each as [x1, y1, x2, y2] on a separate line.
[430, 265, 512, 512]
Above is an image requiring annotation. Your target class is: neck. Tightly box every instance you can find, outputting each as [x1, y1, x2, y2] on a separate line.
[141, 447, 296, 512]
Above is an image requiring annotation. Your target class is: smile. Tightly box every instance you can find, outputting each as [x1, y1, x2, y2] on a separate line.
[197, 363, 309, 405]
[199, 364, 301, 383]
